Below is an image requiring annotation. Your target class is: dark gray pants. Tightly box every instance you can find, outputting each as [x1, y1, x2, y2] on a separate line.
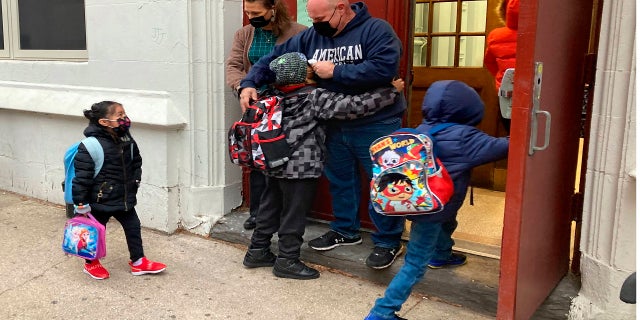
[249, 170, 267, 218]
[250, 177, 319, 259]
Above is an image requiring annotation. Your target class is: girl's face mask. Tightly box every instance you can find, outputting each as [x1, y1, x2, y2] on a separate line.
[104, 116, 131, 136]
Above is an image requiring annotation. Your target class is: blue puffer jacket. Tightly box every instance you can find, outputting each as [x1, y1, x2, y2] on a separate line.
[413, 80, 509, 223]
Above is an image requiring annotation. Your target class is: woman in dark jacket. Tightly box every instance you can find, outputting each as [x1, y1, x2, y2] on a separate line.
[365, 80, 509, 320]
[72, 101, 165, 280]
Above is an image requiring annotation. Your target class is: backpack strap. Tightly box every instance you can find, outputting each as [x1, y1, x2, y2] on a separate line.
[425, 123, 456, 168]
[428, 122, 456, 135]
[82, 137, 104, 178]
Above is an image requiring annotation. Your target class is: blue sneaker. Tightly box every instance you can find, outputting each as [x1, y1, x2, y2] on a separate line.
[364, 313, 408, 320]
[427, 252, 467, 269]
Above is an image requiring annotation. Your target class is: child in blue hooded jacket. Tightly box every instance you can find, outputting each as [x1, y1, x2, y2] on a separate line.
[365, 80, 509, 320]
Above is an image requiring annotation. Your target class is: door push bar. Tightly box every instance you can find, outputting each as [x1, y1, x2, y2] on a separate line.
[529, 62, 552, 155]
[498, 68, 515, 119]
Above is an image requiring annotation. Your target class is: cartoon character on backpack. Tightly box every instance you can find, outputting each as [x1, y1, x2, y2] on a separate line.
[377, 172, 420, 212]
[369, 126, 455, 216]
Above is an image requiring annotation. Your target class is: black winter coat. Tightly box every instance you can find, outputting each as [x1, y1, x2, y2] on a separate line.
[71, 123, 142, 212]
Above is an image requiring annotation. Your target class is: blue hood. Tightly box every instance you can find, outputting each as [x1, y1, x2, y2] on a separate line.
[421, 80, 484, 126]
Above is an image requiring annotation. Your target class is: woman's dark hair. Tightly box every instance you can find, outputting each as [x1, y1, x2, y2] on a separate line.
[246, 0, 292, 36]
[83, 101, 119, 124]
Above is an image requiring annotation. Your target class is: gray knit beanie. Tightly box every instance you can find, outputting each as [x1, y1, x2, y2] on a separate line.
[269, 52, 308, 85]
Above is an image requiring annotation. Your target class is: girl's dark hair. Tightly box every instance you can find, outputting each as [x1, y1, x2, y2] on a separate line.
[246, 0, 292, 36]
[83, 101, 119, 124]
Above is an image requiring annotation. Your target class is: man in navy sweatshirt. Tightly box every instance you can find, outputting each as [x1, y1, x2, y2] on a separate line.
[239, 0, 406, 269]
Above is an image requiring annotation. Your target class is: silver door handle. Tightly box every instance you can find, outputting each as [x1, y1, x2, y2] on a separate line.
[529, 62, 552, 155]
[531, 110, 551, 153]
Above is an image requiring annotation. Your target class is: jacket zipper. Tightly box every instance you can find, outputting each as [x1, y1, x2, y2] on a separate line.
[96, 182, 108, 203]
[121, 146, 128, 211]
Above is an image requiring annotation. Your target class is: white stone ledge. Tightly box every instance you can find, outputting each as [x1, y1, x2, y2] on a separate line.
[0, 81, 187, 128]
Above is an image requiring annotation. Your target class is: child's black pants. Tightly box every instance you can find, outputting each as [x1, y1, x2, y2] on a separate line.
[85, 207, 144, 263]
[250, 177, 319, 260]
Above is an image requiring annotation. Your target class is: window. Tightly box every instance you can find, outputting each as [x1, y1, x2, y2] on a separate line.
[414, 0, 487, 67]
[0, 0, 87, 60]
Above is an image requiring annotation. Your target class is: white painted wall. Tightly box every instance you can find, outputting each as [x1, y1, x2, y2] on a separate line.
[0, 0, 245, 235]
[569, 0, 636, 318]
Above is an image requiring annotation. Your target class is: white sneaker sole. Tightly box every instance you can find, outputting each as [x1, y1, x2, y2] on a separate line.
[83, 268, 108, 280]
[309, 238, 363, 251]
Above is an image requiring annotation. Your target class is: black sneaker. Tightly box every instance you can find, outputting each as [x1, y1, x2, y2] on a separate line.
[308, 230, 362, 251]
[243, 247, 276, 268]
[365, 245, 405, 269]
[243, 216, 256, 230]
[427, 252, 467, 269]
[272, 258, 320, 280]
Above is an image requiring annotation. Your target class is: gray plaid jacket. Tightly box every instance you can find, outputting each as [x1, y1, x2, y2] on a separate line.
[266, 86, 399, 179]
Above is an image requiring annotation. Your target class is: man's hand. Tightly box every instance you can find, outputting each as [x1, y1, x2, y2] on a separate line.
[312, 60, 335, 79]
[239, 87, 258, 112]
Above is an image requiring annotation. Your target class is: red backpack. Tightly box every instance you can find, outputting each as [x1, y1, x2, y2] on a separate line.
[228, 94, 291, 170]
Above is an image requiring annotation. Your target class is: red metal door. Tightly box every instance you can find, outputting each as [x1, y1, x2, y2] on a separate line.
[497, 0, 593, 318]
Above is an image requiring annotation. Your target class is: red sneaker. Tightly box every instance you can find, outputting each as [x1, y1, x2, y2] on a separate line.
[83, 260, 110, 280]
[129, 257, 166, 275]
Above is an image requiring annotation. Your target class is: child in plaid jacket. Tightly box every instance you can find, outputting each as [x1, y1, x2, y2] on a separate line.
[243, 52, 400, 280]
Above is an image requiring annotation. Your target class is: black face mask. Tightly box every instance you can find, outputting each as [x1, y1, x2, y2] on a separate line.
[313, 6, 338, 37]
[313, 21, 338, 37]
[249, 16, 270, 28]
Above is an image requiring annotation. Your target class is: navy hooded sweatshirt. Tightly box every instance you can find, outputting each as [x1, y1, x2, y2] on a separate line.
[240, 2, 405, 127]
[413, 80, 509, 223]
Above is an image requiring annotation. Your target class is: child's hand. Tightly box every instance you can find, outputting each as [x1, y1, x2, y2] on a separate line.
[75, 204, 91, 214]
[392, 78, 405, 92]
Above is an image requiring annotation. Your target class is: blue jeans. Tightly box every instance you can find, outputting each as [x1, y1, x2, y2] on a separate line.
[324, 117, 405, 248]
[432, 219, 457, 260]
[366, 220, 443, 319]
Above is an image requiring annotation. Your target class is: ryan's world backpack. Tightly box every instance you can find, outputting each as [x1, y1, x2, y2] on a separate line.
[228, 94, 291, 170]
[369, 124, 455, 216]
[62, 137, 103, 205]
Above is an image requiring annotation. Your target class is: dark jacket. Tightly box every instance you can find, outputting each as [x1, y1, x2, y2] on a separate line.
[240, 2, 405, 127]
[413, 80, 509, 223]
[268, 85, 398, 179]
[72, 123, 142, 212]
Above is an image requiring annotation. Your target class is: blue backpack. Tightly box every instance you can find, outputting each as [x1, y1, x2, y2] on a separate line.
[63, 137, 104, 204]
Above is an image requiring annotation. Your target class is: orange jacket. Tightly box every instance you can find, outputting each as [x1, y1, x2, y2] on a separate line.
[484, 0, 519, 91]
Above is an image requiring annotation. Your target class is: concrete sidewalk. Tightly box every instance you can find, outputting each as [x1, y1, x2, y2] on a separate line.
[0, 190, 491, 320]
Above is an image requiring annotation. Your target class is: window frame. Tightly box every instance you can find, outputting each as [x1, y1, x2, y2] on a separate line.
[414, 0, 487, 68]
[1, 0, 88, 61]
[0, 0, 9, 58]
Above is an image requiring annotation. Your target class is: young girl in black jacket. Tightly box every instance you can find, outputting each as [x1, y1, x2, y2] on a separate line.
[72, 101, 165, 280]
